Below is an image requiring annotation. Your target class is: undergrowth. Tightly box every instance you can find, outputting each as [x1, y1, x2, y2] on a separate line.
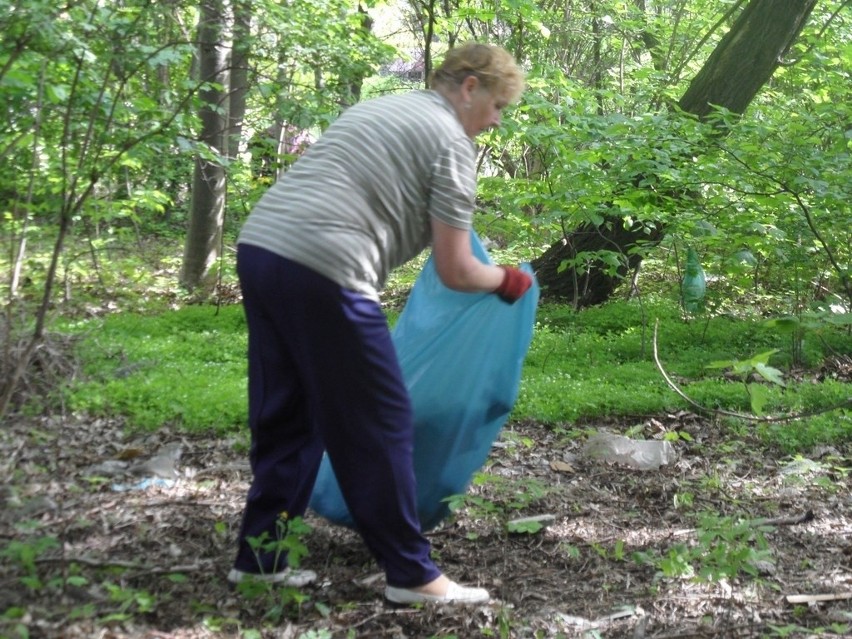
[4, 224, 847, 453]
[60, 290, 851, 453]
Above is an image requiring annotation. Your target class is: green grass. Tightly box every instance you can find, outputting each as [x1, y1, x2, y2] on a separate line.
[65, 305, 249, 432]
[61, 288, 851, 455]
[516, 297, 851, 452]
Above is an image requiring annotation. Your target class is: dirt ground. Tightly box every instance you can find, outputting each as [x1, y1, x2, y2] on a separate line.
[2, 408, 850, 639]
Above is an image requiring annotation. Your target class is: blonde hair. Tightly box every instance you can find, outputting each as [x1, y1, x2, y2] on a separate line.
[430, 42, 525, 105]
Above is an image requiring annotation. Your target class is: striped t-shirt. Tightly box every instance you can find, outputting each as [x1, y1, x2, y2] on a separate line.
[238, 90, 476, 301]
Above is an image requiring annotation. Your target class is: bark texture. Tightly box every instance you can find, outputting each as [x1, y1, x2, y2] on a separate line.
[180, 0, 229, 294]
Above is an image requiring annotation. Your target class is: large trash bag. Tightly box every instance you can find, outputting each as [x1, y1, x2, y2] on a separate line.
[309, 231, 539, 530]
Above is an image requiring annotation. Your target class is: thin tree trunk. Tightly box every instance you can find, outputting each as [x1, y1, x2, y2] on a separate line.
[345, 3, 373, 105]
[180, 0, 229, 295]
[227, 0, 251, 161]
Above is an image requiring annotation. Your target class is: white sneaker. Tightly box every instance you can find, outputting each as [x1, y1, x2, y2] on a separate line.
[227, 567, 317, 587]
[385, 580, 490, 605]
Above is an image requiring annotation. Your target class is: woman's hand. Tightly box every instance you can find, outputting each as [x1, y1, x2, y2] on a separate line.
[494, 266, 532, 303]
[430, 219, 532, 303]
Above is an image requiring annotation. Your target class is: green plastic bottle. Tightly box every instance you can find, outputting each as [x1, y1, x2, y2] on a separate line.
[682, 247, 706, 312]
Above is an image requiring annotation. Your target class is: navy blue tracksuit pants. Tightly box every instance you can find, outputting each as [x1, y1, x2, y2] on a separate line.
[233, 244, 441, 588]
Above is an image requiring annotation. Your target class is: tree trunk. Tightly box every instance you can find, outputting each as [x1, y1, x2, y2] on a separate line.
[227, 0, 251, 161]
[180, 0, 229, 295]
[531, 0, 818, 307]
[678, 0, 816, 118]
[345, 4, 373, 105]
[534, 220, 667, 307]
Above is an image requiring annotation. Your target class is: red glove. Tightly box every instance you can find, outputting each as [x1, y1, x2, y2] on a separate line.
[494, 266, 532, 304]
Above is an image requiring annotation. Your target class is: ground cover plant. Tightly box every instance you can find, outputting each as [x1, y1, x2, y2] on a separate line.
[1, 229, 850, 639]
[64, 293, 850, 449]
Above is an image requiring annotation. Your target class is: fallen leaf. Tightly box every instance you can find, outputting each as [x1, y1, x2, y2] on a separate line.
[550, 460, 575, 473]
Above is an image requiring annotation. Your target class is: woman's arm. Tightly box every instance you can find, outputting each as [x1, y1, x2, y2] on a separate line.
[430, 218, 505, 293]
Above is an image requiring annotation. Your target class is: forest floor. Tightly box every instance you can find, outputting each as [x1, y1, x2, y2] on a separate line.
[2, 402, 851, 639]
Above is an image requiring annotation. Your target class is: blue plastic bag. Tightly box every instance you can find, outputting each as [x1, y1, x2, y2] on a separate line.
[309, 231, 539, 530]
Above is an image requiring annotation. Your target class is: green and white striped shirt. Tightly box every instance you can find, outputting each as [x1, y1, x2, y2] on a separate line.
[238, 90, 476, 301]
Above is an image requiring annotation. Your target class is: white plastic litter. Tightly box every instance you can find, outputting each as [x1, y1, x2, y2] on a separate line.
[582, 432, 675, 470]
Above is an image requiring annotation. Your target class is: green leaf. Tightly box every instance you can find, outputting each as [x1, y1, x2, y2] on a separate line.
[694, 220, 718, 236]
[764, 317, 801, 333]
[533, 20, 551, 38]
[46, 83, 69, 103]
[706, 359, 737, 370]
[754, 363, 785, 387]
[1, 607, 27, 620]
[747, 350, 779, 366]
[507, 520, 544, 534]
[748, 383, 770, 415]
[732, 249, 757, 266]
[99, 613, 132, 623]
